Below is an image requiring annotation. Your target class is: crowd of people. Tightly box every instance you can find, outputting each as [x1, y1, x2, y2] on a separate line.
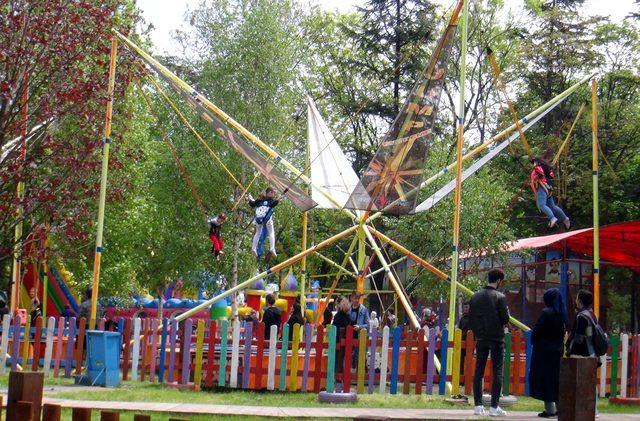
[466, 268, 604, 418]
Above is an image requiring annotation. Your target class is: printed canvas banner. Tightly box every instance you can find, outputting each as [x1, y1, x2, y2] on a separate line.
[346, 25, 457, 214]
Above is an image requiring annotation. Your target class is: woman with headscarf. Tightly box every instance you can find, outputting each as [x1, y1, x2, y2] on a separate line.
[528, 288, 568, 418]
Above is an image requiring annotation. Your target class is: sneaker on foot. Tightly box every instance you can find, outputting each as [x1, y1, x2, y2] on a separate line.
[489, 406, 507, 417]
[474, 405, 485, 416]
[548, 217, 558, 228]
[564, 219, 571, 230]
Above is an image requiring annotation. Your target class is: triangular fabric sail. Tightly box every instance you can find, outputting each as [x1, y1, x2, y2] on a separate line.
[307, 96, 360, 209]
[117, 33, 316, 212]
[345, 24, 457, 214]
[414, 95, 568, 212]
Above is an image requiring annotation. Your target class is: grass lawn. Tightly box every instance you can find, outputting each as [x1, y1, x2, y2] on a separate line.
[43, 379, 637, 414]
[1, 375, 636, 419]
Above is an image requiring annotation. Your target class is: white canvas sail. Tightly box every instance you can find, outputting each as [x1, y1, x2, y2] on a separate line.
[307, 96, 359, 209]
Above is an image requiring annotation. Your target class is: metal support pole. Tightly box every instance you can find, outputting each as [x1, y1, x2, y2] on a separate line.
[448, 0, 469, 346]
[89, 37, 118, 329]
[591, 79, 600, 318]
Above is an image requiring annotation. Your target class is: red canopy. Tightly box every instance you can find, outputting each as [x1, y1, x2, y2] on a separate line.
[507, 221, 640, 271]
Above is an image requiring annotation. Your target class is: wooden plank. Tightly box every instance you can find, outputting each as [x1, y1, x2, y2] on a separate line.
[279, 323, 290, 391]
[611, 333, 620, 397]
[438, 328, 448, 395]
[75, 318, 86, 376]
[313, 325, 324, 393]
[289, 323, 301, 391]
[121, 318, 132, 381]
[140, 318, 150, 382]
[15, 400, 34, 421]
[158, 318, 168, 383]
[326, 325, 336, 393]
[357, 327, 367, 394]
[343, 325, 353, 392]
[72, 407, 92, 421]
[379, 326, 390, 394]
[42, 403, 61, 421]
[149, 319, 159, 383]
[368, 327, 377, 394]
[415, 328, 425, 395]
[181, 319, 193, 385]
[402, 327, 411, 395]
[254, 322, 265, 390]
[11, 313, 20, 371]
[43, 317, 55, 377]
[229, 319, 240, 388]
[53, 317, 64, 378]
[389, 326, 401, 395]
[100, 411, 119, 421]
[131, 318, 141, 381]
[301, 323, 312, 392]
[194, 319, 205, 389]
[621, 333, 629, 398]
[7, 371, 44, 421]
[266, 324, 277, 391]
[503, 330, 511, 395]
[524, 330, 532, 396]
[32, 317, 42, 371]
[512, 329, 521, 395]
[242, 321, 253, 389]
[451, 328, 462, 395]
[21, 315, 31, 369]
[168, 319, 178, 384]
[425, 327, 436, 395]
[64, 317, 76, 377]
[204, 320, 216, 388]
[464, 330, 475, 392]
[217, 320, 229, 387]
[0, 314, 12, 374]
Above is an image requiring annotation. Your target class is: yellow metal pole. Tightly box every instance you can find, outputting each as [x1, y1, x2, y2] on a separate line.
[300, 140, 309, 313]
[552, 103, 585, 166]
[175, 225, 359, 322]
[115, 30, 355, 219]
[591, 79, 600, 318]
[448, 0, 469, 346]
[89, 37, 118, 330]
[368, 226, 530, 332]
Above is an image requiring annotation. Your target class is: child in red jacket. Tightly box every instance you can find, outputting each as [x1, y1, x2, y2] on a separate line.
[530, 157, 570, 229]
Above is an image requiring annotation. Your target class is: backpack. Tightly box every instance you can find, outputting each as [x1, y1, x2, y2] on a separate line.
[582, 311, 608, 357]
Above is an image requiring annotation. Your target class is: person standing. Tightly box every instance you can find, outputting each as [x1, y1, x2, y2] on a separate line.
[469, 269, 510, 417]
[332, 296, 354, 392]
[529, 288, 568, 418]
[349, 290, 369, 331]
[262, 293, 281, 340]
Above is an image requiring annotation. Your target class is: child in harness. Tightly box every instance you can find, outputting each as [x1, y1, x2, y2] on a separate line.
[248, 187, 279, 258]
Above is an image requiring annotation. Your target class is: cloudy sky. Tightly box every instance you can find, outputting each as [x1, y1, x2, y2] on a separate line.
[137, 0, 637, 54]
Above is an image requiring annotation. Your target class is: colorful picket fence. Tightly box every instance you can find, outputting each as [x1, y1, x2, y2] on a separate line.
[1, 313, 639, 398]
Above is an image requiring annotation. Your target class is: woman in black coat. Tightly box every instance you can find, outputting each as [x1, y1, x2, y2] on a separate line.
[528, 288, 568, 418]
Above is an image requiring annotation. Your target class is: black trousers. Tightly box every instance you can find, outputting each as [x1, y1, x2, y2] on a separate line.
[473, 340, 505, 408]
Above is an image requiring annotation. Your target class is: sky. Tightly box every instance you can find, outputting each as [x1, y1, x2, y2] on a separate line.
[137, 0, 637, 55]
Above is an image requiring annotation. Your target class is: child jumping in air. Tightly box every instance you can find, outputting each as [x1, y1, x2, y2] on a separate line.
[530, 157, 570, 229]
[248, 187, 279, 258]
[207, 213, 227, 260]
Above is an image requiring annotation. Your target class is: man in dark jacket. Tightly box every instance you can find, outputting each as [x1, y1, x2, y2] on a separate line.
[469, 269, 510, 417]
[262, 293, 281, 340]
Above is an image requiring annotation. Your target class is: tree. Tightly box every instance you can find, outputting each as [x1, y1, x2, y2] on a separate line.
[0, 0, 140, 290]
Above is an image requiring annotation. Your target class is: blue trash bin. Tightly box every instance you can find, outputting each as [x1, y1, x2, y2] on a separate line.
[86, 330, 121, 387]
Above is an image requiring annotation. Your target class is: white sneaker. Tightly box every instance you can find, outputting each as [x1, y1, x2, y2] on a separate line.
[549, 217, 558, 228]
[474, 405, 485, 416]
[489, 406, 507, 417]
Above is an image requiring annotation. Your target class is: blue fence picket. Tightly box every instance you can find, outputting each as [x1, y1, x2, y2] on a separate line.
[438, 328, 448, 395]
[390, 327, 401, 394]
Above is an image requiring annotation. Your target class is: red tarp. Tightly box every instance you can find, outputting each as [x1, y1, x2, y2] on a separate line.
[507, 221, 640, 271]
